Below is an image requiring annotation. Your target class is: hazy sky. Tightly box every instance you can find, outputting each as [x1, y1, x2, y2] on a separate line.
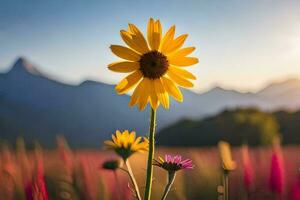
[1, 0, 300, 92]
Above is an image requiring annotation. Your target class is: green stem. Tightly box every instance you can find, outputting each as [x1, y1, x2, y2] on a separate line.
[161, 172, 176, 200]
[125, 160, 142, 200]
[144, 108, 157, 200]
[223, 170, 229, 200]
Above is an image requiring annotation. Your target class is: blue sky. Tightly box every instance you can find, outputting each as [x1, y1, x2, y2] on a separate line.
[1, 0, 300, 92]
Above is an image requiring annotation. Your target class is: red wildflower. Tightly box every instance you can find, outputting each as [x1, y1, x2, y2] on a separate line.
[291, 170, 300, 200]
[242, 145, 254, 192]
[269, 143, 285, 197]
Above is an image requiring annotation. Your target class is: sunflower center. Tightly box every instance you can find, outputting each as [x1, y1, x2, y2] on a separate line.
[139, 50, 168, 79]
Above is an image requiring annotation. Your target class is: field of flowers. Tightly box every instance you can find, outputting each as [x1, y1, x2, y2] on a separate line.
[1, 138, 300, 200]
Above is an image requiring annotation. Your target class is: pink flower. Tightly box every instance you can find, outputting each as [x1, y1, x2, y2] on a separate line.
[291, 173, 300, 200]
[32, 170, 49, 200]
[25, 158, 49, 200]
[269, 145, 285, 197]
[26, 146, 49, 200]
[25, 180, 35, 200]
[242, 145, 254, 191]
[153, 154, 194, 171]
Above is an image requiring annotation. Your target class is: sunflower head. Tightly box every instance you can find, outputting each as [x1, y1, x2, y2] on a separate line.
[218, 141, 237, 172]
[108, 18, 199, 111]
[104, 130, 148, 160]
[139, 50, 169, 79]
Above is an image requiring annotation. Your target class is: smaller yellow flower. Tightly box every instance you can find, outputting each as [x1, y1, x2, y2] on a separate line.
[218, 141, 236, 171]
[104, 130, 149, 160]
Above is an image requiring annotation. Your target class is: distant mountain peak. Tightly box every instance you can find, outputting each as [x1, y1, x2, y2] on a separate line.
[206, 86, 241, 95]
[10, 57, 42, 76]
[79, 80, 111, 87]
[211, 86, 225, 91]
[268, 78, 300, 87]
[258, 78, 300, 97]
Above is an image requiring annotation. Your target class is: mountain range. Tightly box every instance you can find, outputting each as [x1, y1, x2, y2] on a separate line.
[0, 57, 300, 147]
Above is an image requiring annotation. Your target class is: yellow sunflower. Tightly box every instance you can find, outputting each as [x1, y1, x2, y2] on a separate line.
[108, 18, 199, 110]
[104, 130, 149, 160]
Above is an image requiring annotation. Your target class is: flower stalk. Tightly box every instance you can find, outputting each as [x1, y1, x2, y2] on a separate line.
[161, 171, 176, 200]
[153, 155, 193, 200]
[218, 141, 236, 200]
[144, 108, 157, 200]
[123, 160, 142, 200]
[223, 170, 229, 200]
[107, 18, 199, 200]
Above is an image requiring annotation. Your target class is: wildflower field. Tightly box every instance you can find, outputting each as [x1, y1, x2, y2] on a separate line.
[2, 2, 300, 199]
[1, 139, 300, 200]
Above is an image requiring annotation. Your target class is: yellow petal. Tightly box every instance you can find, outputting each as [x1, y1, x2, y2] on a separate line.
[159, 156, 165, 163]
[147, 18, 154, 50]
[108, 61, 140, 73]
[167, 70, 193, 88]
[116, 130, 121, 137]
[138, 78, 151, 110]
[124, 130, 129, 137]
[164, 34, 188, 55]
[160, 25, 175, 54]
[167, 47, 196, 60]
[154, 20, 162, 49]
[154, 78, 170, 109]
[149, 80, 159, 110]
[120, 30, 146, 54]
[132, 136, 142, 147]
[104, 140, 116, 148]
[115, 71, 142, 94]
[128, 23, 149, 53]
[131, 144, 137, 151]
[129, 78, 146, 107]
[147, 18, 162, 50]
[131, 144, 141, 152]
[112, 134, 118, 144]
[161, 77, 183, 102]
[129, 131, 136, 143]
[169, 57, 199, 66]
[168, 66, 196, 80]
[110, 45, 141, 61]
